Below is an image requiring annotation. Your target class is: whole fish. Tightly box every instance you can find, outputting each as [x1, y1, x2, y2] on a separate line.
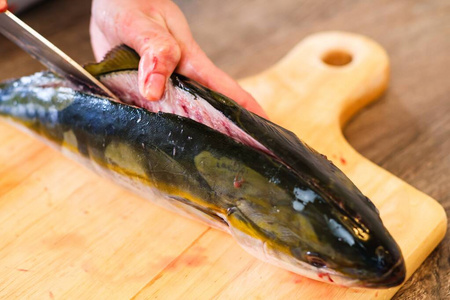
[0, 46, 405, 287]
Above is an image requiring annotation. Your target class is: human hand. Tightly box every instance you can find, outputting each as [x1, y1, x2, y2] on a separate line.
[90, 0, 266, 117]
[0, 0, 7, 12]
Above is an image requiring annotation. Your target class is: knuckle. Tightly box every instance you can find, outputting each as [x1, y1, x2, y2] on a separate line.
[158, 40, 180, 57]
[152, 37, 181, 63]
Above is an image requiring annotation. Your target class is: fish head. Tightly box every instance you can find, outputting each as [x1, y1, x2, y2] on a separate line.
[224, 173, 406, 288]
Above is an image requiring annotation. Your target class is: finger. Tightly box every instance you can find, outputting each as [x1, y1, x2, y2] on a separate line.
[0, 0, 7, 13]
[93, 7, 181, 101]
[115, 10, 181, 101]
[137, 47, 177, 101]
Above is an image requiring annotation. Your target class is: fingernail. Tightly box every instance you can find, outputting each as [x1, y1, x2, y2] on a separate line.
[142, 73, 166, 101]
[140, 53, 157, 72]
[139, 53, 164, 101]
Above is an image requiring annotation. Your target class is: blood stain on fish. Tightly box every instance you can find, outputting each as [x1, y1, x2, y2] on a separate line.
[318, 272, 334, 283]
[233, 175, 245, 188]
[181, 103, 189, 115]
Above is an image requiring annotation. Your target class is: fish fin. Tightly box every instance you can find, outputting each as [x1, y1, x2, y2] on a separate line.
[84, 45, 140, 77]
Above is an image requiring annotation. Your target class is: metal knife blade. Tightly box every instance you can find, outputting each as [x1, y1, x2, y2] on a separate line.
[0, 10, 119, 101]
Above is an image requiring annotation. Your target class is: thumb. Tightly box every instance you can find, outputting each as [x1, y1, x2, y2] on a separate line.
[101, 10, 181, 101]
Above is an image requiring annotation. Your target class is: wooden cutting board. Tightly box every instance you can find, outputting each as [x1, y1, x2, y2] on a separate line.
[0, 31, 446, 299]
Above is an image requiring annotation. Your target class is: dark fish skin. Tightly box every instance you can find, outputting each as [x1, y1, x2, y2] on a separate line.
[0, 50, 406, 287]
[173, 73, 381, 216]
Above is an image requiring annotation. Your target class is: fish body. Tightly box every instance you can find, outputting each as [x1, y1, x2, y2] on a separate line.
[0, 46, 405, 287]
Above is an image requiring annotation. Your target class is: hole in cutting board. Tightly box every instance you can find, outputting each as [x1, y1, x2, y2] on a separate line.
[322, 50, 352, 66]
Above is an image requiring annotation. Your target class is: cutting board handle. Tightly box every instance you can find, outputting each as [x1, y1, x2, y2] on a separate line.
[242, 31, 389, 132]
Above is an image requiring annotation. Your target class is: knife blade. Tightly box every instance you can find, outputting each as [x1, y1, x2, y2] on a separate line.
[0, 10, 119, 101]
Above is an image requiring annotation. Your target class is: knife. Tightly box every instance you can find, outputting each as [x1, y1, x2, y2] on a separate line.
[0, 10, 119, 101]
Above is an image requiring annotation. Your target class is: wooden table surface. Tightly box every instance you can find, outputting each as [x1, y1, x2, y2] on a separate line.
[0, 0, 448, 299]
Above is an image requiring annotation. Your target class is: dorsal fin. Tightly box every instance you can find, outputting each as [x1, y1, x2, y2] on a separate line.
[84, 45, 140, 77]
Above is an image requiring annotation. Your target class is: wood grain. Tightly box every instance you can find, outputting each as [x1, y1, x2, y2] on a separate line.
[0, 0, 448, 299]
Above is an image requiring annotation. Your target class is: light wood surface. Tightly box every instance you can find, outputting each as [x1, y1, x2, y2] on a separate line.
[0, 30, 446, 299]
